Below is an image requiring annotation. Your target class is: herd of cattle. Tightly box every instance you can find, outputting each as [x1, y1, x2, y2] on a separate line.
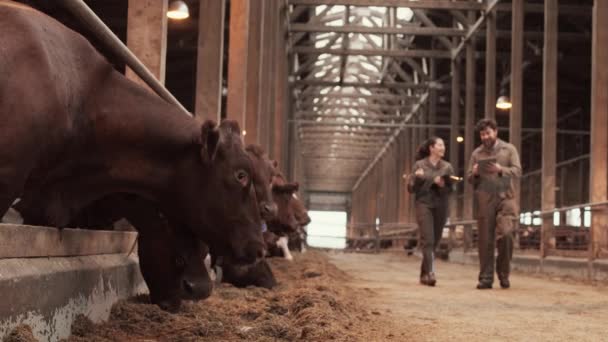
[0, 1, 310, 311]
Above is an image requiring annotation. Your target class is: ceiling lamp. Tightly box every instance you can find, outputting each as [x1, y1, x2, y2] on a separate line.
[496, 95, 512, 110]
[167, 1, 189, 20]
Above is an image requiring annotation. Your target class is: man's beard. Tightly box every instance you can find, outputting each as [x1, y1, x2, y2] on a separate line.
[482, 138, 496, 148]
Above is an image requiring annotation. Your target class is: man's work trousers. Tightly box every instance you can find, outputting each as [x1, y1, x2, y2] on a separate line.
[415, 202, 448, 276]
[475, 192, 517, 283]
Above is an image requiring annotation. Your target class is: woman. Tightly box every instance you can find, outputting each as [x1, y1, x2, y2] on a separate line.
[408, 137, 455, 286]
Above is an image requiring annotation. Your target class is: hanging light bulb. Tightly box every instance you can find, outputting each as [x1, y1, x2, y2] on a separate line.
[496, 95, 512, 110]
[167, 1, 189, 20]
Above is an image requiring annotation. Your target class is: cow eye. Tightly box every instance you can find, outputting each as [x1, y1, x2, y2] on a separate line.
[235, 169, 249, 186]
[175, 256, 186, 268]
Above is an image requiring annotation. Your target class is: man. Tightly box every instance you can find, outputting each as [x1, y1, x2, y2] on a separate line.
[467, 118, 521, 289]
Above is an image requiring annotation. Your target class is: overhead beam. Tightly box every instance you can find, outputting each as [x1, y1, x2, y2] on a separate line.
[352, 93, 429, 191]
[293, 47, 453, 59]
[293, 79, 436, 90]
[452, 0, 501, 60]
[291, 24, 466, 39]
[288, 0, 485, 10]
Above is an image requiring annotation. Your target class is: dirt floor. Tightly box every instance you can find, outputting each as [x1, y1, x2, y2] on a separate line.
[328, 251, 608, 342]
[7, 250, 607, 341]
[54, 250, 402, 342]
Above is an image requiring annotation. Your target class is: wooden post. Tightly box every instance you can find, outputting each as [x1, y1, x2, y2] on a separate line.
[195, 0, 226, 121]
[510, 0, 524, 209]
[463, 11, 476, 221]
[226, 0, 250, 128]
[429, 57, 437, 137]
[244, 0, 263, 145]
[484, 3, 496, 120]
[541, 0, 558, 258]
[273, 1, 288, 170]
[259, 1, 275, 153]
[450, 58, 461, 221]
[126, 0, 168, 87]
[589, 0, 608, 259]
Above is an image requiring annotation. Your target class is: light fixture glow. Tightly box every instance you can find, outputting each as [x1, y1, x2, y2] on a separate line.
[167, 1, 189, 20]
[496, 95, 512, 110]
[456, 136, 464, 143]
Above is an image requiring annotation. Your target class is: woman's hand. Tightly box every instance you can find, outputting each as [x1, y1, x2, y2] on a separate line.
[415, 168, 424, 177]
[434, 176, 445, 187]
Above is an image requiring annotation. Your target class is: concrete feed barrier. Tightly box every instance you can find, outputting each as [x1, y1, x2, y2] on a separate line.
[0, 224, 147, 342]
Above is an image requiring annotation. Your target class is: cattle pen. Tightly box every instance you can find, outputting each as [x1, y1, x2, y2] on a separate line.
[1, 0, 608, 341]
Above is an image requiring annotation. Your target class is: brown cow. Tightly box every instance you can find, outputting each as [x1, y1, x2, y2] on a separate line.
[0, 2, 264, 263]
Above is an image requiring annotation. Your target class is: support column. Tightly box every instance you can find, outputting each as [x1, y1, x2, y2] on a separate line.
[463, 11, 476, 221]
[126, 0, 168, 87]
[589, 0, 608, 259]
[428, 57, 437, 137]
[273, 1, 288, 171]
[484, 3, 496, 120]
[259, 1, 276, 152]
[195, 0, 226, 121]
[510, 0, 524, 207]
[244, 0, 263, 145]
[226, 0, 250, 128]
[541, 0, 558, 257]
[450, 58, 461, 220]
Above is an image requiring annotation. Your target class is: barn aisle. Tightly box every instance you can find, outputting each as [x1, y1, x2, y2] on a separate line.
[327, 251, 608, 342]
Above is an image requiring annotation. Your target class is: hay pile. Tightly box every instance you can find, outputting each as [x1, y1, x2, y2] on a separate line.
[3, 325, 37, 342]
[62, 250, 395, 341]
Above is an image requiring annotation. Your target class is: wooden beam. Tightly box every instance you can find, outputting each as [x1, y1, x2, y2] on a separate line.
[293, 79, 434, 90]
[195, 0, 225, 121]
[449, 57, 461, 220]
[509, 0, 523, 205]
[589, 0, 608, 259]
[293, 47, 453, 59]
[226, 0, 250, 128]
[541, 0, 558, 257]
[273, 0, 288, 170]
[452, 0, 500, 60]
[288, 0, 485, 10]
[289, 23, 466, 36]
[463, 11, 476, 221]
[126, 0, 168, 87]
[245, 0, 263, 144]
[484, 3, 496, 119]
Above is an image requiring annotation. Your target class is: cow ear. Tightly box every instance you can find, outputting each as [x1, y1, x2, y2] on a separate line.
[272, 160, 279, 169]
[200, 120, 219, 163]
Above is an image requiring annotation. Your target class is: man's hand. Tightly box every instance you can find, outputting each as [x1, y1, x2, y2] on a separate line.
[484, 162, 502, 174]
[434, 176, 445, 187]
[472, 163, 479, 176]
[415, 168, 424, 177]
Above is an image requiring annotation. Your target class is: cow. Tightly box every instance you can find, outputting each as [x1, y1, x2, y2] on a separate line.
[0, 2, 264, 263]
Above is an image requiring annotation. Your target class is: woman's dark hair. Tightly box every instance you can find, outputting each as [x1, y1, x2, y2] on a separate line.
[415, 136, 441, 161]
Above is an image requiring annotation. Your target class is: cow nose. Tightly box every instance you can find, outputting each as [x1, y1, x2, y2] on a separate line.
[262, 202, 278, 218]
[183, 280, 195, 294]
[256, 248, 265, 260]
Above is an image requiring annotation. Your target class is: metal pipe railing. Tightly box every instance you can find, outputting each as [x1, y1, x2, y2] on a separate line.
[56, 0, 191, 117]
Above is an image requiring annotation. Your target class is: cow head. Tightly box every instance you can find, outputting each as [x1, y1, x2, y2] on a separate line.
[245, 144, 278, 221]
[268, 181, 300, 234]
[180, 119, 264, 265]
[137, 221, 212, 312]
[290, 192, 311, 227]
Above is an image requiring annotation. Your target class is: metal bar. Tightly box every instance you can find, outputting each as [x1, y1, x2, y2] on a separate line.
[541, 0, 558, 257]
[449, 57, 460, 220]
[56, 0, 189, 116]
[452, 0, 501, 60]
[293, 47, 453, 58]
[290, 23, 466, 36]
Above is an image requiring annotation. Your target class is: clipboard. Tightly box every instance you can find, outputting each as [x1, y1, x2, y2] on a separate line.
[478, 157, 497, 175]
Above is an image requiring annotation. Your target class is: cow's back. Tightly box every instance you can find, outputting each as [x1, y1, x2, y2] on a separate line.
[0, 1, 110, 148]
